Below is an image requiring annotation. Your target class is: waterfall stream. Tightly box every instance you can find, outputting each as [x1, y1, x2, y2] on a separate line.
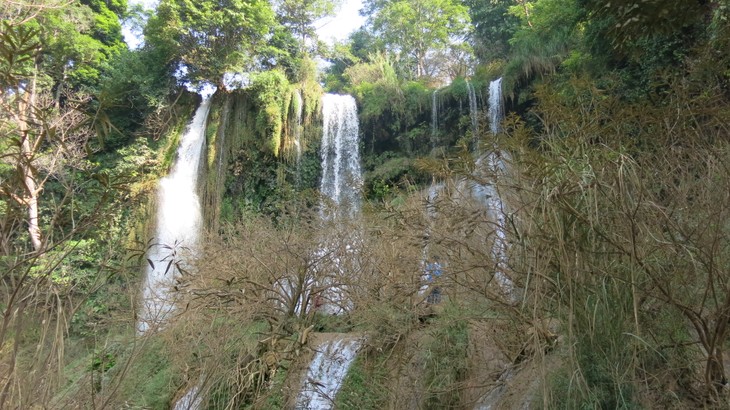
[486, 78, 514, 296]
[488, 78, 504, 135]
[467, 80, 479, 138]
[483, 78, 515, 299]
[294, 89, 303, 165]
[431, 90, 439, 149]
[466, 78, 515, 300]
[296, 337, 363, 409]
[294, 94, 363, 409]
[138, 96, 213, 333]
[319, 94, 362, 220]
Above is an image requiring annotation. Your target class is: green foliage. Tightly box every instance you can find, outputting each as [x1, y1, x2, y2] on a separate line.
[29, 239, 98, 288]
[311, 312, 355, 333]
[335, 354, 390, 409]
[463, 0, 519, 61]
[144, 0, 276, 84]
[0, 21, 40, 87]
[250, 70, 291, 156]
[547, 276, 638, 409]
[504, 0, 583, 90]
[505, 75, 730, 405]
[105, 338, 178, 408]
[39, 1, 126, 89]
[364, 0, 472, 79]
[344, 53, 433, 157]
[365, 155, 423, 202]
[299, 56, 323, 119]
[96, 47, 178, 145]
[276, 0, 340, 47]
[581, 0, 707, 55]
[422, 304, 469, 408]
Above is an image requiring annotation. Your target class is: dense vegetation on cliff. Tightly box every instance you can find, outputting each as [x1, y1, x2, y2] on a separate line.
[2, 0, 730, 408]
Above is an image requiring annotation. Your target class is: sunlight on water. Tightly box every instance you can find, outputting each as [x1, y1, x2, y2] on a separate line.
[138, 96, 213, 333]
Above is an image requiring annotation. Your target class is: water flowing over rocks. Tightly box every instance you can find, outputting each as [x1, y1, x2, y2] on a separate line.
[296, 336, 363, 409]
[138, 95, 213, 333]
[319, 94, 362, 221]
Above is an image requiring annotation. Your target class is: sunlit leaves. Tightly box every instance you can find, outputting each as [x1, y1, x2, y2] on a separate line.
[145, 0, 276, 84]
[0, 21, 40, 87]
[364, 0, 471, 79]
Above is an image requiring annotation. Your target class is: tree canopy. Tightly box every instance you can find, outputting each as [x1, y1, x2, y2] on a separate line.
[363, 0, 472, 80]
[144, 0, 277, 85]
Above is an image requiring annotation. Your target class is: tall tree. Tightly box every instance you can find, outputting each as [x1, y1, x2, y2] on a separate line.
[144, 0, 276, 86]
[275, 0, 341, 50]
[462, 0, 519, 62]
[0, 1, 124, 405]
[1, 0, 125, 252]
[363, 0, 471, 79]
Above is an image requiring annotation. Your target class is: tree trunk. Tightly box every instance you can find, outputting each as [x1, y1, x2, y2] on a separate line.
[16, 66, 43, 252]
[21, 150, 42, 252]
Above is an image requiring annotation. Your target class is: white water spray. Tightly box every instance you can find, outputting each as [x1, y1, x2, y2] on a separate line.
[466, 80, 479, 138]
[293, 96, 363, 408]
[483, 77, 515, 299]
[431, 90, 439, 148]
[488, 78, 504, 135]
[294, 89, 304, 165]
[320, 94, 362, 220]
[174, 383, 203, 410]
[138, 95, 213, 333]
[296, 338, 363, 409]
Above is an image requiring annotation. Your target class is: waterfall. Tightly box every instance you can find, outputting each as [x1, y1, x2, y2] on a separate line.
[320, 94, 362, 220]
[488, 78, 504, 135]
[431, 90, 438, 149]
[138, 95, 213, 333]
[466, 80, 479, 143]
[484, 77, 515, 299]
[473, 155, 514, 298]
[294, 89, 303, 165]
[292, 96, 362, 408]
[173, 383, 203, 410]
[296, 337, 363, 409]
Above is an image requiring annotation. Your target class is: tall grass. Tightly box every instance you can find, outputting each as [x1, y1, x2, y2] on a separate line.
[504, 76, 730, 407]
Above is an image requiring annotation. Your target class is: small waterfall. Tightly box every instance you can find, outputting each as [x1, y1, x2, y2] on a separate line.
[294, 89, 304, 165]
[431, 90, 438, 148]
[138, 95, 213, 333]
[466, 80, 479, 145]
[173, 383, 203, 410]
[293, 96, 362, 408]
[421, 182, 444, 295]
[296, 337, 363, 409]
[320, 94, 362, 220]
[484, 77, 515, 299]
[473, 155, 514, 298]
[488, 78, 504, 135]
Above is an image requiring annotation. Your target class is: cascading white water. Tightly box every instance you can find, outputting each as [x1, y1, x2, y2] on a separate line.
[173, 383, 203, 410]
[472, 156, 514, 298]
[483, 77, 515, 299]
[294, 89, 304, 165]
[293, 95, 363, 409]
[138, 96, 213, 334]
[431, 90, 439, 148]
[296, 338, 363, 409]
[320, 94, 362, 220]
[488, 78, 504, 135]
[467, 80, 479, 138]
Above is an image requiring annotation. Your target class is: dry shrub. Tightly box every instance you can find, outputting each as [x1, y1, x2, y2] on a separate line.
[505, 76, 730, 407]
